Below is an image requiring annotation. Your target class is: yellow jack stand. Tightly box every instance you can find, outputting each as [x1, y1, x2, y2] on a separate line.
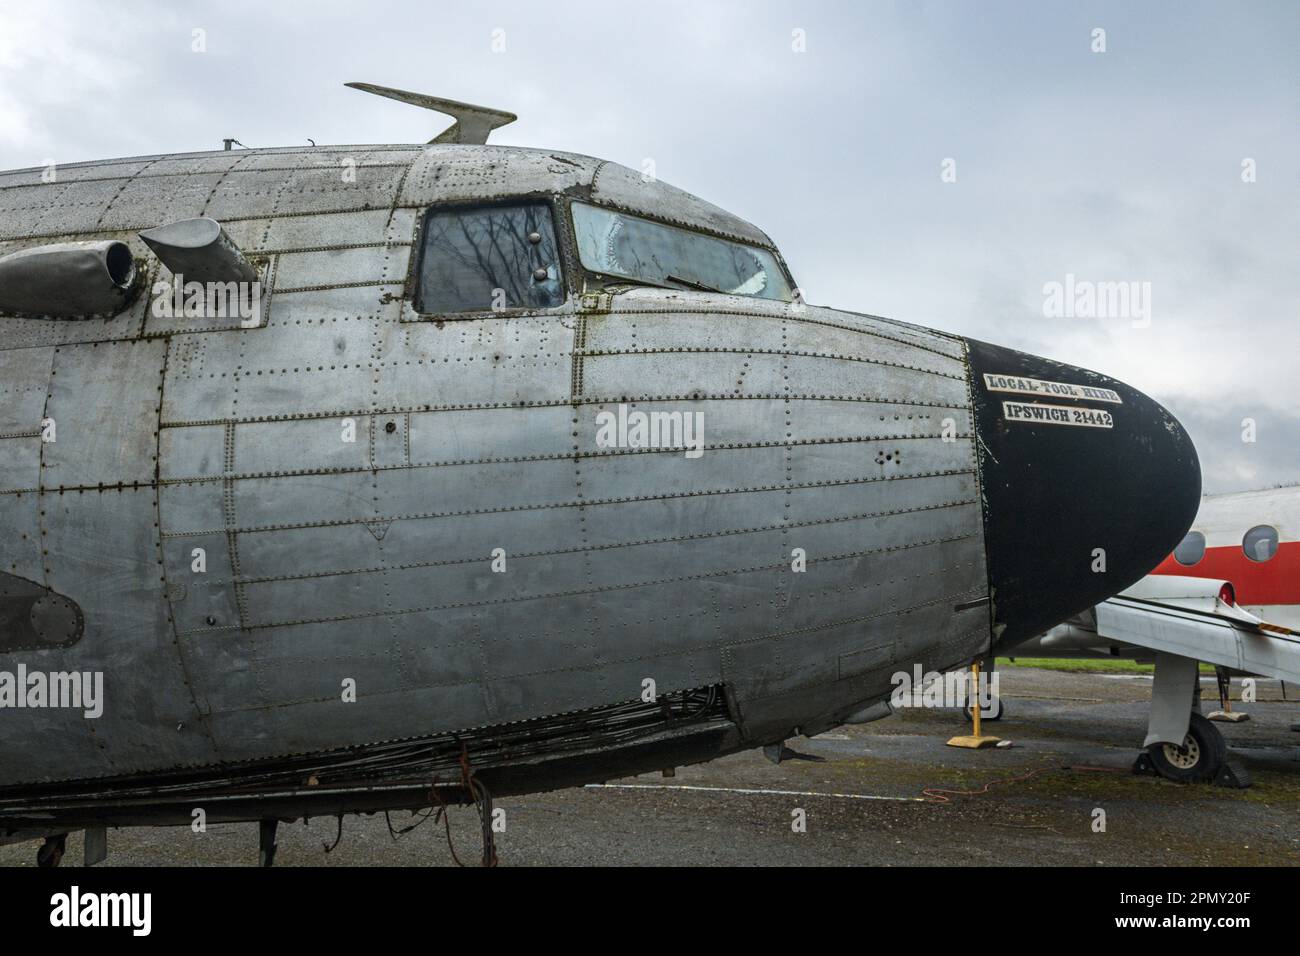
[948, 662, 1002, 749]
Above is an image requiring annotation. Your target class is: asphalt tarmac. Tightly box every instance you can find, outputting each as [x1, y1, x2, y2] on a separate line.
[2, 666, 1297, 866]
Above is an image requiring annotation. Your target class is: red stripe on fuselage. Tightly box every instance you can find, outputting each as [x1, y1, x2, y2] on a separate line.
[1151, 541, 1300, 605]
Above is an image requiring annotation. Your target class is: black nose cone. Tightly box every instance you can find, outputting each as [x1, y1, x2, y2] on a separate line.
[965, 338, 1201, 646]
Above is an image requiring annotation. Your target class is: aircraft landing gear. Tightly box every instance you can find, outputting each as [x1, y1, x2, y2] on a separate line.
[36, 834, 67, 868]
[259, 819, 278, 868]
[962, 658, 1003, 722]
[1136, 653, 1250, 786]
[1143, 711, 1226, 783]
[963, 695, 1003, 722]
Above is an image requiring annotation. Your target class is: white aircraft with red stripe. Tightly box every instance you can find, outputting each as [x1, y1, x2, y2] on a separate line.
[1152, 486, 1300, 630]
[996, 485, 1300, 784]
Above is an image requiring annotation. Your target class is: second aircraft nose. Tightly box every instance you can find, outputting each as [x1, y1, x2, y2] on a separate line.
[964, 338, 1202, 646]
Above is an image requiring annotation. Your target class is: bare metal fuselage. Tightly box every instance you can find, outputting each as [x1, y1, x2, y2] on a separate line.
[0, 143, 1199, 833]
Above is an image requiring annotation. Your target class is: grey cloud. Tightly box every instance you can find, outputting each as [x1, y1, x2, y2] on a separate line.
[1164, 399, 1300, 496]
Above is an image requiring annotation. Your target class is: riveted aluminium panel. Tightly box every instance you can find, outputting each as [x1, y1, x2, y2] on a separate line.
[160, 320, 385, 427]
[0, 178, 123, 239]
[0, 181, 68, 218]
[585, 303, 968, 378]
[132, 154, 250, 177]
[0, 346, 53, 434]
[378, 316, 572, 408]
[0, 158, 153, 189]
[786, 437, 975, 487]
[0, 666, 116, 786]
[198, 681, 488, 760]
[95, 172, 227, 232]
[205, 164, 409, 221]
[182, 605, 489, 751]
[781, 471, 980, 526]
[163, 530, 239, 635]
[41, 339, 166, 488]
[580, 350, 971, 408]
[589, 161, 774, 247]
[574, 488, 792, 547]
[20, 179, 152, 239]
[583, 441, 785, 492]
[141, 275, 275, 338]
[399, 146, 596, 207]
[160, 329, 241, 424]
[233, 506, 589, 580]
[800, 304, 969, 359]
[0, 437, 40, 493]
[0, 491, 43, 580]
[562, 290, 987, 729]
[274, 245, 400, 289]
[29, 486, 217, 777]
[231, 146, 422, 171]
[242, 559, 525, 626]
[159, 423, 226, 480]
[249, 302, 383, 360]
[158, 479, 227, 535]
[253, 209, 410, 250]
[0, 144, 998, 787]
[169, 298, 394, 425]
[235, 520, 396, 580]
[370, 412, 408, 468]
[228, 455, 582, 531]
[0, 346, 46, 493]
[233, 416, 374, 476]
[405, 405, 575, 464]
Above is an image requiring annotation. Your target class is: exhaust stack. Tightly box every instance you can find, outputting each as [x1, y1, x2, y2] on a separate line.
[0, 240, 137, 318]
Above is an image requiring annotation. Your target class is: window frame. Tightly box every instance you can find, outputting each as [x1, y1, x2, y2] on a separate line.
[1172, 530, 1206, 567]
[1242, 524, 1280, 563]
[405, 195, 577, 321]
[564, 198, 798, 302]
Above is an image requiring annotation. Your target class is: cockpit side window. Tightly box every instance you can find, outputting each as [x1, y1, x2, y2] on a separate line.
[570, 201, 793, 302]
[415, 202, 565, 314]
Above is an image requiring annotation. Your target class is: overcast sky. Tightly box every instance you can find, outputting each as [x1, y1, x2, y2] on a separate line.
[1, 0, 1296, 493]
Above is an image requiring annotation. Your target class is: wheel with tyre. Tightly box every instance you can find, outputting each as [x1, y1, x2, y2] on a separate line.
[1147, 712, 1226, 783]
[36, 834, 66, 868]
[962, 695, 1003, 722]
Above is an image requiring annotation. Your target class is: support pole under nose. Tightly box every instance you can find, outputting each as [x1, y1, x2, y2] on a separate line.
[947, 661, 1002, 749]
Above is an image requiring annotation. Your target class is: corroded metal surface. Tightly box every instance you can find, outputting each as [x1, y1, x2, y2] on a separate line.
[0, 140, 1198, 816]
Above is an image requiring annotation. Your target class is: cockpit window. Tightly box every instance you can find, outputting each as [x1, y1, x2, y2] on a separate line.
[570, 201, 792, 301]
[415, 202, 565, 314]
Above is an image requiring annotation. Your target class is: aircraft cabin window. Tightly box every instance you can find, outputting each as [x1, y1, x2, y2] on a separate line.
[1173, 530, 1205, 566]
[1242, 525, 1279, 563]
[570, 201, 793, 302]
[415, 202, 565, 314]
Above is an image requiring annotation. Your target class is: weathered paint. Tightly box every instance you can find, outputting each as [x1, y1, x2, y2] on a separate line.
[0, 142, 1199, 827]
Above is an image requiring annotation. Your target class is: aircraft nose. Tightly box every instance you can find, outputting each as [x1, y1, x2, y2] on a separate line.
[964, 338, 1201, 646]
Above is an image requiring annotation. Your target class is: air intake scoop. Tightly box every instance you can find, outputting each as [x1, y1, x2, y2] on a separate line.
[139, 217, 258, 284]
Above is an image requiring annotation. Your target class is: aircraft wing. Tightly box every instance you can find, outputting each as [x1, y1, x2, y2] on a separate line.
[1094, 592, 1300, 684]
[1015, 574, 1300, 684]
